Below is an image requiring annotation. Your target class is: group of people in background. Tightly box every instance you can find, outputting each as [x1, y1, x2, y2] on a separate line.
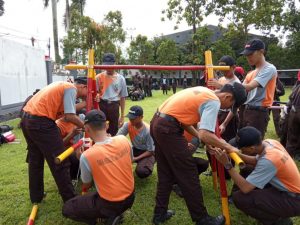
[19, 38, 300, 225]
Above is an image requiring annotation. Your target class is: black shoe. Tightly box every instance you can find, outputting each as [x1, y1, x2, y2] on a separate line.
[273, 218, 293, 225]
[172, 184, 183, 198]
[152, 210, 175, 225]
[227, 195, 233, 205]
[196, 215, 225, 225]
[105, 214, 124, 225]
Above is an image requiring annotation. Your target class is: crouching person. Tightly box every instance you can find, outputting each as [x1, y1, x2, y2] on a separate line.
[63, 110, 135, 225]
[213, 126, 300, 225]
[117, 105, 155, 179]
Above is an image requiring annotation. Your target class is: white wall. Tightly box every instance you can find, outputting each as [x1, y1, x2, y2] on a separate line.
[0, 38, 47, 106]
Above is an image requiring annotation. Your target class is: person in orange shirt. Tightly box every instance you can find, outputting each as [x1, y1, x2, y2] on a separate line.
[20, 77, 87, 204]
[150, 83, 247, 225]
[214, 126, 300, 225]
[240, 39, 277, 138]
[63, 110, 135, 225]
[96, 53, 128, 136]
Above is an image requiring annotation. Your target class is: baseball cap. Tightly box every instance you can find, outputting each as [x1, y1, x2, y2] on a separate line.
[102, 53, 116, 65]
[84, 109, 106, 125]
[126, 105, 143, 119]
[220, 82, 247, 113]
[219, 55, 235, 66]
[230, 126, 262, 148]
[74, 76, 87, 85]
[240, 39, 265, 56]
[234, 67, 245, 76]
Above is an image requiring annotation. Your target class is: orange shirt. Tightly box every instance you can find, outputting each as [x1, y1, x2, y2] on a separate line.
[23, 82, 76, 120]
[82, 136, 134, 201]
[159, 87, 219, 125]
[264, 140, 300, 193]
[56, 118, 75, 138]
[243, 65, 277, 107]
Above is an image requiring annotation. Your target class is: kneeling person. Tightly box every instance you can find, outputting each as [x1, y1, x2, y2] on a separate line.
[117, 106, 155, 178]
[214, 126, 300, 225]
[63, 110, 135, 225]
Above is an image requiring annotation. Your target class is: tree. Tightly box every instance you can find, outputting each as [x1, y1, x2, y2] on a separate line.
[157, 39, 179, 67]
[127, 35, 154, 65]
[209, 0, 293, 38]
[0, 0, 4, 16]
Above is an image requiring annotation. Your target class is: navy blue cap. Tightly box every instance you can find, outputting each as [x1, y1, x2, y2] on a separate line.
[240, 39, 265, 56]
[126, 105, 143, 119]
[230, 126, 262, 148]
[102, 53, 116, 65]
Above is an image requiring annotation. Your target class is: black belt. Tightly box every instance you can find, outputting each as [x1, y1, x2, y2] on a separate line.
[100, 99, 120, 104]
[156, 112, 179, 124]
[22, 112, 48, 120]
[287, 192, 300, 200]
[245, 105, 268, 112]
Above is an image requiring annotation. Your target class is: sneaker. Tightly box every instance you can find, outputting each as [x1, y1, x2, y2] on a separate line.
[152, 210, 175, 225]
[196, 215, 225, 225]
[273, 218, 293, 225]
[172, 184, 183, 198]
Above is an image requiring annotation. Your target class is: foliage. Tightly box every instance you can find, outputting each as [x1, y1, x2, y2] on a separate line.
[127, 35, 155, 65]
[0, 0, 4, 16]
[156, 39, 179, 67]
[208, 0, 293, 36]
[62, 10, 125, 64]
[162, 0, 208, 33]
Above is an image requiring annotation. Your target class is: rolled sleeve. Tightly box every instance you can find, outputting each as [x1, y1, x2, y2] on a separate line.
[80, 154, 93, 183]
[198, 100, 220, 133]
[246, 158, 277, 189]
[63, 88, 77, 114]
[120, 76, 128, 97]
[254, 65, 277, 88]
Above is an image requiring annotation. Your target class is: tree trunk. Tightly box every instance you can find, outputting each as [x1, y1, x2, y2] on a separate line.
[51, 0, 60, 62]
[65, 0, 70, 31]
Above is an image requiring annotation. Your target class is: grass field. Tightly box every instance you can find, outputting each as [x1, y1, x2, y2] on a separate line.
[0, 88, 299, 225]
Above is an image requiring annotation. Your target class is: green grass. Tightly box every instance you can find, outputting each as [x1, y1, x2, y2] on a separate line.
[0, 88, 299, 225]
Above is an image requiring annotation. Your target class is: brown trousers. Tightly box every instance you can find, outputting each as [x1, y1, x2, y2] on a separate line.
[150, 114, 208, 221]
[99, 100, 120, 136]
[218, 110, 239, 142]
[240, 107, 270, 138]
[21, 117, 75, 203]
[133, 147, 155, 178]
[286, 109, 300, 157]
[233, 187, 300, 225]
[63, 192, 135, 225]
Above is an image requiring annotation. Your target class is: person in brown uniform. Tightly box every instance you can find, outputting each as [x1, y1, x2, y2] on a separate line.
[21, 77, 88, 203]
[286, 72, 300, 160]
[96, 53, 128, 136]
[150, 83, 247, 225]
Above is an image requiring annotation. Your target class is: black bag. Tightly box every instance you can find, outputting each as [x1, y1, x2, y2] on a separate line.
[0, 125, 13, 134]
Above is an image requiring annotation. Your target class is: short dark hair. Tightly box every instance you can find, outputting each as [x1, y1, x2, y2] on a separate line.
[84, 110, 106, 131]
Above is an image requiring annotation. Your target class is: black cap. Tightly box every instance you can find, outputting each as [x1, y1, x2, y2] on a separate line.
[84, 110, 106, 125]
[240, 39, 265, 56]
[220, 83, 247, 113]
[230, 126, 262, 148]
[219, 55, 235, 66]
[126, 105, 143, 119]
[102, 53, 116, 65]
[74, 76, 87, 85]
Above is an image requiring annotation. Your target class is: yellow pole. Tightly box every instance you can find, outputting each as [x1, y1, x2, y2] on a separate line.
[26, 204, 38, 225]
[205, 50, 231, 225]
[229, 152, 246, 169]
[65, 65, 88, 70]
[55, 140, 83, 164]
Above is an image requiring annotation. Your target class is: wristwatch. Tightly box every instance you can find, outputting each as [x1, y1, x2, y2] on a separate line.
[224, 162, 233, 170]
